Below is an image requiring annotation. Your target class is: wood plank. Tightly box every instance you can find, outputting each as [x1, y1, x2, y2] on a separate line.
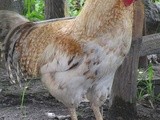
[45, 0, 66, 19]
[108, 1, 144, 119]
[141, 34, 160, 56]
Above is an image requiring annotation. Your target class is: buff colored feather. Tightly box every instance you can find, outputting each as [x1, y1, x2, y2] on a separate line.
[1, 0, 135, 120]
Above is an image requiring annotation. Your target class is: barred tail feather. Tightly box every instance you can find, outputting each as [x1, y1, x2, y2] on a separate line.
[0, 10, 29, 61]
[6, 22, 36, 84]
[0, 10, 32, 85]
[0, 10, 29, 43]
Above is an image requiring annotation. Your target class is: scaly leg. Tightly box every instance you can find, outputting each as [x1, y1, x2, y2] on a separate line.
[69, 108, 78, 120]
[91, 104, 103, 120]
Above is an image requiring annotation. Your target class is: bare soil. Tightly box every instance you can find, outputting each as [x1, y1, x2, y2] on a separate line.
[0, 64, 160, 120]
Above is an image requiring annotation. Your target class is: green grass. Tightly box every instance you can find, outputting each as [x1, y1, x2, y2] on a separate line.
[20, 80, 31, 117]
[67, 0, 85, 16]
[23, 0, 86, 21]
[24, 0, 44, 21]
[152, 0, 160, 3]
[137, 63, 160, 107]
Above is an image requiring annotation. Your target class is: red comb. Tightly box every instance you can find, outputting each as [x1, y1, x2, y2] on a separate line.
[123, 0, 134, 7]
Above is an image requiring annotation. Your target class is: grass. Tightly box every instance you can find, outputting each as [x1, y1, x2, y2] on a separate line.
[137, 63, 160, 108]
[23, 0, 86, 21]
[20, 80, 31, 117]
[137, 63, 154, 101]
[24, 0, 44, 21]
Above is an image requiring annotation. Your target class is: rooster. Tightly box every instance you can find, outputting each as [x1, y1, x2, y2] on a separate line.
[0, 0, 135, 120]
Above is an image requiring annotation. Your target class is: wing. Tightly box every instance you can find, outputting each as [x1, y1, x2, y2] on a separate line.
[39, 38, 84, 74]
[17, 20, 84, 77]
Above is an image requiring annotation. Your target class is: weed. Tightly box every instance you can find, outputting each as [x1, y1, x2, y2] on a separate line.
[67, 0, 85, 16]
[24, 0, 44, 21]
[20, 80, 31, 117]
[137, 63, 160, 107]
[23, 0, 86, 20]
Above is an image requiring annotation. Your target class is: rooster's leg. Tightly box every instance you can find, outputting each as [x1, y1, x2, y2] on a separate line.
[91, 104, 103, 120]
[69, 108, 78, 120]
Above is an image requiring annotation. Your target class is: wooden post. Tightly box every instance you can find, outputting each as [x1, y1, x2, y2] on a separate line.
[108, 0, 144, 119]
[139, 13, 148, 68]
[0, 0, 24, 14]
[44, 0, 67, 19]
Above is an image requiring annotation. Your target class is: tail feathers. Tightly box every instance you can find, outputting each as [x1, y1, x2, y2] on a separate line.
[0, 10, 29, 43]
[0, 10, 31, 85]
[3, 22, 35, 85]
[0, 10, 29, 63]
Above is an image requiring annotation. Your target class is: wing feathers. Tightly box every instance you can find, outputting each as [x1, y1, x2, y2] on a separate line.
[18, 23, 83, 76]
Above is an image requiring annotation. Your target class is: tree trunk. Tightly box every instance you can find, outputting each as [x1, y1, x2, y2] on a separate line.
[45, 0, 67, 19]
[108, 1, 144, 120]
[0, 0, 24, 14]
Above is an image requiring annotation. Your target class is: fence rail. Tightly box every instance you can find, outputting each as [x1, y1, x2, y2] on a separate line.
[141, 33, 160, 56]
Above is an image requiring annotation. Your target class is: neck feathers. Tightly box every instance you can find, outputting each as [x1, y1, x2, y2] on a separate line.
[73, 0, 133, 37]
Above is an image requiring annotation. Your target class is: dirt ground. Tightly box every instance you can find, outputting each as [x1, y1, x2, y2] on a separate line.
[0, 64, 160, 120]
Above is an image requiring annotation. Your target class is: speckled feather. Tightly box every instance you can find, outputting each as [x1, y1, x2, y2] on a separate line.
[16, 21, 83, 76]
[3, 0, 134, 113]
